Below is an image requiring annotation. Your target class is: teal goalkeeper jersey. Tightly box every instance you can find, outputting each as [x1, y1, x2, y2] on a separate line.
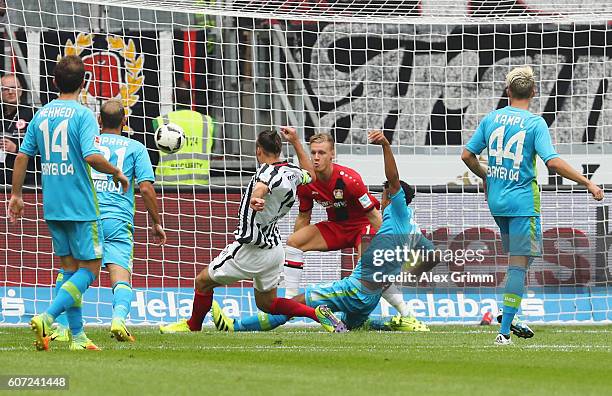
[93, 133, 155, 224]
[465, 106, 559, 217]
[19, 99, 101, 221]
[352, 188, 421, 282]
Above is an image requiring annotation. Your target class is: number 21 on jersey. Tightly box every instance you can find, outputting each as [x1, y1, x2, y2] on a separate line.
[91, 146, 126, 180]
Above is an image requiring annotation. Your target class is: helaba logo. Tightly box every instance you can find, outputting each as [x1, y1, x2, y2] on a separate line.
[379, 292, 545, 319]
[59, 33, 144, 132]
[130, 290, 243, 319]
[1, 289, 25, 317]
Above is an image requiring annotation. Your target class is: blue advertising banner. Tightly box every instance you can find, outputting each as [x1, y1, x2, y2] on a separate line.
[2, 287, 610, 325]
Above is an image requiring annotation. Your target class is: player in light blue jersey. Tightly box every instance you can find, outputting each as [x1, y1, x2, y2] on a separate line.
[462, 66, 604, 345]
[51, 99, 166, 343]
[211, 130, 432, 332]
[9, 55, 129, 351]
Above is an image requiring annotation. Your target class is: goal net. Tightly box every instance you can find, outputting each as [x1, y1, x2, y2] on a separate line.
[1, 0, 611, 326]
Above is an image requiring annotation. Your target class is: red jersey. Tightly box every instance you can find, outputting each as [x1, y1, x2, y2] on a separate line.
[297, 163, 379, 222]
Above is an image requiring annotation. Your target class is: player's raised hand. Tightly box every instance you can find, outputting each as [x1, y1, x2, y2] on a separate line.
[152, 223, 167, 245]
[113, 170, 130, 193]
[8, 195, 24, 223]
[368, 130, 390, 147]
[587, 182, 605, 201]
[250, 197, 265, 211]
[280, 126, 299, 145]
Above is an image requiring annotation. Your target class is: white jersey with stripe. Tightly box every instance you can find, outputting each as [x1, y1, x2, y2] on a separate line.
[234, 161, 311, 248]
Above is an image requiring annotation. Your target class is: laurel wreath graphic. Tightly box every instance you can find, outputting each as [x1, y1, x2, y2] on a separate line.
[60, 33, 144, 128]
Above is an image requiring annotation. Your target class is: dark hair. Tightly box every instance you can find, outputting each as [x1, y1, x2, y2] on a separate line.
[384, 180, 415, 205]
[256, 130, 282, 156]
[100, 99, 125, 129]
[54, 55, 85, 93]
[175, 79, 192, 107]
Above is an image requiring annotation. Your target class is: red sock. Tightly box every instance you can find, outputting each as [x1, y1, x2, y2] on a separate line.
[187, 290, 213, 331]
[269, 298, 318, 322]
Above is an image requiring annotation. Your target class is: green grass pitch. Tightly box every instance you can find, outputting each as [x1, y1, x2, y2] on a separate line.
[0, 326, 610, 396]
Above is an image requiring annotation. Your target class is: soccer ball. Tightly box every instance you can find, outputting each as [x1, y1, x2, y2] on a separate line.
[155, 122, 186, 154]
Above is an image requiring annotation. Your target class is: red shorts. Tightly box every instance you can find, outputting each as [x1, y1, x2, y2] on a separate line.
[315, 220, 376, 251]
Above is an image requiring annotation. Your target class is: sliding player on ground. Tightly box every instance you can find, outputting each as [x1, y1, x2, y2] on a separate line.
[160, 128, 346, 334]
[51, 99, 166, 343]
[462, 66, 604, 345]
[9, 55, 129, 351]
[212, 130, 426, 332]
[283, 130, 432, 331]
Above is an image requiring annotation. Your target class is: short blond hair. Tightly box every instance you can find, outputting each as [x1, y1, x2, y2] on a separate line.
[506, 66, 535, 100]
[309, 132, 335, 148]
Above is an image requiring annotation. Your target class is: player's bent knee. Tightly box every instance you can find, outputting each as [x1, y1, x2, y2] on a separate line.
[292, 293, 307, 305]
[194, 267, 218, 293]
[107, 263, 131, 285]
[287, 225, 327, 251]
[59, 255, 79, 272]
[254, 289, 276, 313]
[256, 300, 273, 314]
[79, 258, 102, 278]
[286, 233, 305, 249]
[194, 270, 208, 292]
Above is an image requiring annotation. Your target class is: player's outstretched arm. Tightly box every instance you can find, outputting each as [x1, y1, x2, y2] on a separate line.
[368, 130, 400, 194]
[8, 152, 30, 223]
[85, 153, 129, 193]
[280, 126, 316, 183]
[139, 181, 167, 245]
[546, 157, 604, 201]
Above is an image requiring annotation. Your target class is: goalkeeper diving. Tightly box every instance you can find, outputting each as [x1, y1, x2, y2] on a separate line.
[212, 130, 433, 332]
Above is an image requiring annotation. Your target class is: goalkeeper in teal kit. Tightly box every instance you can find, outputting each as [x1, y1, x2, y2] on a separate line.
[462, 66, 604, 345]
[211, 130, 433, 332]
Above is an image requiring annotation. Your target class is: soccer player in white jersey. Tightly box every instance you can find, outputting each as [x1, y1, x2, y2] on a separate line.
[160, 127, 346, 333]
[462, 66, 604, 345]
[9, 55, 129, 351]
[211, 130, 432, 333]
[50, 99, 166, 343]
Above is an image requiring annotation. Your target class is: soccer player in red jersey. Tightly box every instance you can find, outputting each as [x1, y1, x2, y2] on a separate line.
[283, 130, 429, 331]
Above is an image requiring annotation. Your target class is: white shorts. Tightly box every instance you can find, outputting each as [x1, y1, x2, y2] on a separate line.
[208, 241, 285, 292]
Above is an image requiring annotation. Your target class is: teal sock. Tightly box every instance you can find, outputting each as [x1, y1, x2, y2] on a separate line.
[66, 305, 84, 336]
[234, 312, 289, 332]
[46, 268, 95, 326]
[53, 269, 73, 328]
[500, 266, 526, 335]
[112, 282, 133, 321]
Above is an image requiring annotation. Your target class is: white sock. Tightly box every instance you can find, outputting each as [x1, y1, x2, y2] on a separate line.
[283, 246, 304, 299]
[382, 284, 413, 317]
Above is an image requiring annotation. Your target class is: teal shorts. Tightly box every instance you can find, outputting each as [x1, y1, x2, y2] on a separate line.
[47, 219, 104, 261]
[305, 276, 381, 330]
[101, 218, 134, 272]
[493, 216, 542, 257]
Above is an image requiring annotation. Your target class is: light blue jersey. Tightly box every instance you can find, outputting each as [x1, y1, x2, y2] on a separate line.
[466, 106, 559, 217]
[19, 100, 101, 221]
[93, 133, 154, 223]
[352, 188, 421, 282]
